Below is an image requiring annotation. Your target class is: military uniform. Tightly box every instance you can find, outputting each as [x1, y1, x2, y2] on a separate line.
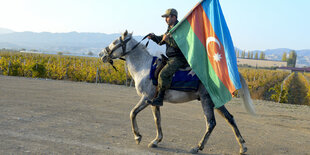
[148, 8, 189, 106]
[150, 24, 188, 91]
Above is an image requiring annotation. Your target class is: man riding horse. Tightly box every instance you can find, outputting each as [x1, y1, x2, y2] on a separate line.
[99, 3, 254, 153]
[147, 8, 189, 106]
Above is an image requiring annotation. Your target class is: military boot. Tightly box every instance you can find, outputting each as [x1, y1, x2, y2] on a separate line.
[148, 90, 165, 106]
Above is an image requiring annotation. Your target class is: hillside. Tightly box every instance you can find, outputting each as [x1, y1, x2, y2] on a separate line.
[0, 28, 309, 66]
[0, 29, 165, 56]
[0, 28, 14, 34]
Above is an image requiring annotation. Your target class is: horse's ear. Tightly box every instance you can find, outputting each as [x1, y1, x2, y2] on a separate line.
[123, 30, 128, 36]
[122, 30, 128, 40]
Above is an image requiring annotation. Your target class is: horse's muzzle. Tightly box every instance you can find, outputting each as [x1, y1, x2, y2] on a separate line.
[99, 48, 110, 63]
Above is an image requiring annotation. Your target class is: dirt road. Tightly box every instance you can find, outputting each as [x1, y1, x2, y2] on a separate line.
[0, 75, 309, 154]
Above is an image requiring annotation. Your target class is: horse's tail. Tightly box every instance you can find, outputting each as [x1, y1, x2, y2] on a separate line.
[239, 73, 256, 115]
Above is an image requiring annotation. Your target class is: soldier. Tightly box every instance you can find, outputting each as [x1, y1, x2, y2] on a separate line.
[147, 8, 189, 106]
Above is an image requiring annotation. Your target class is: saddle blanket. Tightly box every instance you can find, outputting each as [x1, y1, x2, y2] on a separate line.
[149, 57, 200, 92]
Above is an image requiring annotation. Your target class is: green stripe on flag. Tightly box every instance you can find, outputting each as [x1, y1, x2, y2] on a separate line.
[172, 20, 231, 108]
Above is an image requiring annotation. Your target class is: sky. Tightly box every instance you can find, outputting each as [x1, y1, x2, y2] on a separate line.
[0, 0, 309, 51]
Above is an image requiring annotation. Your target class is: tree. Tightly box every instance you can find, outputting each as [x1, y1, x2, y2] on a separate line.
[251, 52, 254, 59]
[255, 52, 258, 59]
[87, 51, 94, 56]
[259, 52, 265, 60]
[241, 51, 245, 58]
[287, 50, 297, 67]
[282, 52, 287, 61]
[247, 51, 251, 59]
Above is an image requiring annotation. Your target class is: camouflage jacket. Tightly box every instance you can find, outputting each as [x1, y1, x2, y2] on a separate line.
[150, 21, 186, 59]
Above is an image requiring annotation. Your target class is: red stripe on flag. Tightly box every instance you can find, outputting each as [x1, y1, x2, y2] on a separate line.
[186, 4, 235, 93]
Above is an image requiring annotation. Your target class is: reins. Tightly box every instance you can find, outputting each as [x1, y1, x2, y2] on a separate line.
[121, 35, 150, 57]
[107, 34, 150, 71]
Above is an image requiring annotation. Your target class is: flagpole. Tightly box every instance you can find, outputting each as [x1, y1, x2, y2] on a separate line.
[169, 0, 204, 34]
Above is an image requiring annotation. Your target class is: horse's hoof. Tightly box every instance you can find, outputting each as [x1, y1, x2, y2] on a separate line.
[148, 143, 158, 148]
[240, 146, 248, 154]
[190, 147, 199, 154]
[135, 135, 142, 144]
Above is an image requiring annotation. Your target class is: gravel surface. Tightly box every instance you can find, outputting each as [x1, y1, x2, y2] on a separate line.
[0, 75, 309, 154]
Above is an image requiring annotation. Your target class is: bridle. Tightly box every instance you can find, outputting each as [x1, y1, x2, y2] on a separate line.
[103, 35, 149, 71]
[104, 36, 131, 60]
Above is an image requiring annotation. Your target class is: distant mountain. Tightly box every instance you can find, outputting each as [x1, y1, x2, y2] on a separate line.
[0, 28, 14, 34]
[0, 31, 165, 56]
[0, 29, 309, 66]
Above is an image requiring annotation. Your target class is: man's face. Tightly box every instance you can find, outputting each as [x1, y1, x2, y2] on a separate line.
[165, 15, 176, 26]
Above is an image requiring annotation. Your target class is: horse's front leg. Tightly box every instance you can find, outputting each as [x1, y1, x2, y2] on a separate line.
[148, 106, 163, 148]
[130, 96, 149, 144]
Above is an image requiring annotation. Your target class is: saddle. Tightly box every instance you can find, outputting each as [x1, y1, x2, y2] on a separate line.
[153, 55, 191, 79]
[150, 55, 200, 92]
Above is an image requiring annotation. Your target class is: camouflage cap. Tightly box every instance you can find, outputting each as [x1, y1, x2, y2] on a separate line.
[161, 8, 178, 18]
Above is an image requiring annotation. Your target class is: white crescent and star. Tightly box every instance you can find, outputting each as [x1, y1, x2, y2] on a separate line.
[206, 37, 222, 62]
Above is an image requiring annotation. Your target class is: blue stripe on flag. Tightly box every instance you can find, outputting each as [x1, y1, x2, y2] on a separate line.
[201, 0, 241, 89]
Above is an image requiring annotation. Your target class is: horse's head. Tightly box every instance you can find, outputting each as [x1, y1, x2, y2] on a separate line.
[99, 30, 133, 63]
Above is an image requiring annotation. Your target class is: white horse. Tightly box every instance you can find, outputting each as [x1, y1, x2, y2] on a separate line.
[99, 30, 255, 154]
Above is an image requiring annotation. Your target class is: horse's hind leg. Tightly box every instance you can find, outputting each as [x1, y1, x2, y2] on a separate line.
[190, 88, 216, 154]
[130, 96, 149, 144]
[216, 106, 247, 154]
[148, 106, 163, 148]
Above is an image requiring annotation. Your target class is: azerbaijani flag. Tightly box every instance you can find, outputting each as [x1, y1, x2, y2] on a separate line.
[170, 0, 241, 108]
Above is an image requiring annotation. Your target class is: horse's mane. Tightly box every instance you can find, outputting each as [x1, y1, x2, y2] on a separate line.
[131, 38, 153, 57]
